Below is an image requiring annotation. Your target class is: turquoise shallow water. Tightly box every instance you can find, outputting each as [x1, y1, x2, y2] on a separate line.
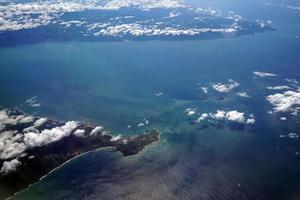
[1, 0, 300, 199]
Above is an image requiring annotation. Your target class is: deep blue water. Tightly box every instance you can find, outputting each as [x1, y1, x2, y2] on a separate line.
[1, 0, 300, 199]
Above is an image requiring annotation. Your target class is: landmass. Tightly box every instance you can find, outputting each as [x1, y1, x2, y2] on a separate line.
[0, 109, 159, 200]
[0, 1, 275, 47]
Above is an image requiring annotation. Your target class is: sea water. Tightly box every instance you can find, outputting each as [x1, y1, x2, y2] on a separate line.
[1, 0, 300, 199]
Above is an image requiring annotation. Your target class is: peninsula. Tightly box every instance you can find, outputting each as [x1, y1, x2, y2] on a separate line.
[0, 109, 159, 200]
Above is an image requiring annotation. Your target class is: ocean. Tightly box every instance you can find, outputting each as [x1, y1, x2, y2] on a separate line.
[0, 0, 300, 199]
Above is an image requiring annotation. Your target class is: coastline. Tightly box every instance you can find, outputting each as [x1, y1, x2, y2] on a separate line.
[0, 108, 160, 200]
[7, 146, 115, 200]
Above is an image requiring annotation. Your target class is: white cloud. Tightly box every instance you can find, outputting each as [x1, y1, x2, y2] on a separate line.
[167, 11, 180, 18]
[25, 96, 41, 107]
[110, 134, 122, 142]
[155, 92, 163, 97]
[201, 87, 208, 94]
[187, 110, 196, 116]
[246, 118, 255, 124]
[211, 110, 226, 120]
[267, 86, 292, 90]
[287, 6, 300, 10]
[196, 113, 209, 122]
[253, 71, 277, 77]
[185, 108, 196, 116]
[73, 129, 85, 137]
[0, 109, 117, 164]
[285, 79, 299, 85]
[209, 110, 255, 124]
[92, 23, 237, 37]
[34, 118, 47, 127]
[24, 121, 78, 147]
[0, 159, 21, 174]
[104, 0, 183, 10]
[266, 90, 300, 115]
[212, 79, 239, 93]
[280, 117, 287, 121]
[60, 20, 86, 28]
[0, 131, 26, 160]
[90, 126, 103, 136]
[237, 92, 250, 98]
[0, 0, 183, 32]
[23, 117, 48, 133]
[137, 122, 145, 127]
[288, 132, 299, 139]
[225, 110, 245, 123]
[18, 115, 35, 124]
[0, 109, 34, 130]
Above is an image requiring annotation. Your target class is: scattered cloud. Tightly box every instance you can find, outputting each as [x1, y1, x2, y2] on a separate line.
[92, 23, 237, 37]
[0, 131, 26, 160]
[237, 92, 250, 98]
[211, 110, 226, 120]
[137, 118, 150, 127]
[24, 121, 78, 147]
[60, 20, 86, 28]
[225, 110, 245, 123]
[0, 0, 183, 32]
[212, 79, 239, 93]
[0, 109, 34, 131]
[90, 126, 103, 136]
[280, 117, 287, 121]
[266, 90, 300, 115]
[201, 87, 208, 94]
[285, 78, 299, 85]
[73, 129, 85, 137]
[196, 110, 255, 124]
[253, 71, 277, 77]
[288, 132, 299, 139]
[144, 119, 149, 125]
[287, 6, 300, 10]
[267, 86, 292, 90]
[246, 118, 256, 124]
[279, 132, 299, 139]
[137, 122, 145, 127]
[110, 134, 122, 142]
[33, 118, 47, 127]
[0, 0, 269, 42]
[155, 92, 163, 97]
[185, 108, 196, 116]
[25, 96, 41, 107]
[196, 113, 209, 122]
[0, 159, 21, 174]
[103, 0, 183, 10]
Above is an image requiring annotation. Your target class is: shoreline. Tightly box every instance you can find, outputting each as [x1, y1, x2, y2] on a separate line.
[7, 146, 116, 200]
[0, 108, 160, 200]
[6, 131, 161, 200]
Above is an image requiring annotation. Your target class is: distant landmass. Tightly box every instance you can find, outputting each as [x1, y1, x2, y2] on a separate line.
[0, 0, 275, 46]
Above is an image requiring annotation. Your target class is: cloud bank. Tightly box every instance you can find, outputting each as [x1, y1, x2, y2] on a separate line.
[192, 109, 255, 125]
[0, 109, 109, 174]
[24, 121, 78, 147]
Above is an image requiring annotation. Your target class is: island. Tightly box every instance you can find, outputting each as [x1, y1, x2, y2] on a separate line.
[0, 109, 159, 200]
